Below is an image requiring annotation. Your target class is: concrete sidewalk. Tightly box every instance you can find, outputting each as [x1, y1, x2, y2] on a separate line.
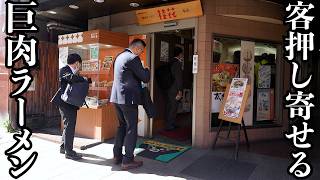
[1, 132, 320, 180]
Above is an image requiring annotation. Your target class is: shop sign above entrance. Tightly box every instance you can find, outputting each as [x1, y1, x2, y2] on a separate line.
[136, 0, 203, 25]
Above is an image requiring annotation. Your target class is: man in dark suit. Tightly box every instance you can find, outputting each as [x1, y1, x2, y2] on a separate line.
[165, 47, 184, 131]
[51, 53, 87, 160]
[110, 39, 150, 170]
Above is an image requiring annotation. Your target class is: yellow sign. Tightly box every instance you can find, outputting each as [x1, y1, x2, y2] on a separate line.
[136, 0, 203, 25]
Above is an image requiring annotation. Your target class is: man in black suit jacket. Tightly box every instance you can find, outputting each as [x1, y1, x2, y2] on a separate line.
[110, 39, 150, 170]
[51, 53, 87, 160]
[165, 47, 184, 131]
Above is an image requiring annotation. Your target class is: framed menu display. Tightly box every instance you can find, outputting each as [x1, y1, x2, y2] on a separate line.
[218, 78, 251, 124]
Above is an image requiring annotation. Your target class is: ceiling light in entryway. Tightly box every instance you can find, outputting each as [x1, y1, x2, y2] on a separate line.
[69, 5, 79, 9]
[94, 0, 104, 3]
[129, 2, 140, 8]
[47, 10, 57, 14]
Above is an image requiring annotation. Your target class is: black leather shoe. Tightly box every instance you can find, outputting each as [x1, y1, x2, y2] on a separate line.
[121, 160, 143, 170]
[65, 151, 82, 160]
[60, 147, 65, 154]
[113, 156, 123, 165]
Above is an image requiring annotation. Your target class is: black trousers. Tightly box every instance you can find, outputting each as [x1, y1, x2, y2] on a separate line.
[165, 91, 179, 129]
[113, 104, 138, 164]
[58, 104, 77, 154]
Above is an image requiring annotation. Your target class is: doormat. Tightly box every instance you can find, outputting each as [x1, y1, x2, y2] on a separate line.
[158, 127, 192, 141]
[136, 140, 191, 163]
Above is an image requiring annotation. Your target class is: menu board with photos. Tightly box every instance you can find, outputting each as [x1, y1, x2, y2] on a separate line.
[218, 78, 251, 124]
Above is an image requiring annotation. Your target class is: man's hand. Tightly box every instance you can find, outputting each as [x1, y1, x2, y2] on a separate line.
[176, 91, 183, 100]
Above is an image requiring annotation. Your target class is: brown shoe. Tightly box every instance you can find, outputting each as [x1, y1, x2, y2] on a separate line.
[113, 156, 123, 165]
[121, 160, 143, 170]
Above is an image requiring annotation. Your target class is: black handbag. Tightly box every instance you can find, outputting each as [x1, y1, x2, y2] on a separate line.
[61, 82, 89, 107]
[50, 88, 63, 106]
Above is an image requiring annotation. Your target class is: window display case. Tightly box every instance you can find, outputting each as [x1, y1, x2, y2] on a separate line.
[58, 29, 128, 140]
[70, 43, 123, 108]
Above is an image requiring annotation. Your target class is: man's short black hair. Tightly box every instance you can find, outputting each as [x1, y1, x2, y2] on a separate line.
[174, 46, 183, 57]
[67, 53, 82, 64]
[129, 39, 146, 48]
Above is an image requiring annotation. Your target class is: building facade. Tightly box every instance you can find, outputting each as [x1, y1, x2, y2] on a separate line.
[88, 0, 287, 148]
[0, 0, 289, 148]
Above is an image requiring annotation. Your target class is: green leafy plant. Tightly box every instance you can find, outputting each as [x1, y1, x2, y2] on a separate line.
[1, 117, 15, 133]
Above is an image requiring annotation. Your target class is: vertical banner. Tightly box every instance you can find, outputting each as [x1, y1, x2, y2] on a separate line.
[58, 47, 68, 69]
[240, 41, 255, 126]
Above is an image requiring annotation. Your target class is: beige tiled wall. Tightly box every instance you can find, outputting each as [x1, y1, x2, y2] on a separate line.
[193, 0, 287, 148]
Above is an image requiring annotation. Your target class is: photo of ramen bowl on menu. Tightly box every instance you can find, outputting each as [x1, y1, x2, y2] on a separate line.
[231, 80, 245, 89]
[212, 70, 232, 92]
[224, 96, 242, 118]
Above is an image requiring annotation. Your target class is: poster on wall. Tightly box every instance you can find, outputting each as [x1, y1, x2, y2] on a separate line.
[101, 56, 113, 71]
[58, 47, 68, 69]
[256, 89, 274, 121]
[90, 45, 99, 61]
[223, 78, 248, 118]
[182, 89, 191, 112]
[257, 65, 271, 88]
[175, 44, 184, 70]
[240, 41, 255, 126]
[211, 63, 239, 113]
[28, 76, 36, 91]
[82, 61, 99, 71]
[211, 92, 224, 113]
[178, 89, 192, 113]
[212, 63, 239, 92]
[160, 41, 169, 62]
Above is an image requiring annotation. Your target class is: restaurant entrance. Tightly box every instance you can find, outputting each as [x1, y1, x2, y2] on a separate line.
[149, 29, 195, 144]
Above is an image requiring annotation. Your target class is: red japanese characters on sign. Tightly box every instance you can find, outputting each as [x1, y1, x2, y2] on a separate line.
[136, 0, 203, 25]
[157, 8, 177, 20]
